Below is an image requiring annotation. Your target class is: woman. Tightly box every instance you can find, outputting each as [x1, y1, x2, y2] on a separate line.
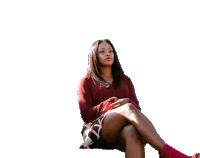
[78, 39, 199, 158]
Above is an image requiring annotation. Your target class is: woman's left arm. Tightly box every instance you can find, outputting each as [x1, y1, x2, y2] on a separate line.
[126, 77, 141, 111]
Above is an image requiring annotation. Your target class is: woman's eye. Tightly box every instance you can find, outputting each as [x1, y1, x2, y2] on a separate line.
[99, 50, 113, 53]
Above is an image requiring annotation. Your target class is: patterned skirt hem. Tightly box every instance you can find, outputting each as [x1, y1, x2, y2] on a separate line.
[79, 112, 109, 149]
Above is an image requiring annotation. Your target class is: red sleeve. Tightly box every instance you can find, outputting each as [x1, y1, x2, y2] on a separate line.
[78, 77, 116, 123]
[101, 102, 112, 114]
[126, 77, 141, 111]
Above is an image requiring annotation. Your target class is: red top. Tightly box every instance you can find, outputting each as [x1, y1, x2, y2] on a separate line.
[78, 75, 141, 123]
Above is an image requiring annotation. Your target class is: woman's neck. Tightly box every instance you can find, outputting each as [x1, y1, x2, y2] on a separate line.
[100, 66, 113, 79]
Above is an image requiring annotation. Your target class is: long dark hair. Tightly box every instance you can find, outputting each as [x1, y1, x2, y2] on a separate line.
[86, 39, 124, 89]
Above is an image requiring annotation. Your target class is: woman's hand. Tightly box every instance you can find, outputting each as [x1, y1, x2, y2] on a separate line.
[110, 98, 130, 110]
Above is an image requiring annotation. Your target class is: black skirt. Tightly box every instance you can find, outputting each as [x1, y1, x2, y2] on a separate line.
[89, 135, 119, 150]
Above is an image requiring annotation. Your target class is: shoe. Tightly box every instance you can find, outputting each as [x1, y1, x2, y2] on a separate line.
[192, 153, 200, 158]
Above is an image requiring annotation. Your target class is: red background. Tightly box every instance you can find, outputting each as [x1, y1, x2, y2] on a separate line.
[0, 1, 200, 158]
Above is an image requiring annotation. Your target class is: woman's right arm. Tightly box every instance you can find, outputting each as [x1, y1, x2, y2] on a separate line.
[78, 77, 116, 123]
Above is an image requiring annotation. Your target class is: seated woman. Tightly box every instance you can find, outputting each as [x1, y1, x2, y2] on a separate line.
[78, 39, 199, 158]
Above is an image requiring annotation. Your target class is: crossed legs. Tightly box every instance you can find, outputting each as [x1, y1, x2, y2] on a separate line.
[118, 124, 145, 158]
[100, 103, 165, 157]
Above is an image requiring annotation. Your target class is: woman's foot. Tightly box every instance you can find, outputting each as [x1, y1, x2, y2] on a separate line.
[160, 144, 199, 158]
[192, 153, 200, 158]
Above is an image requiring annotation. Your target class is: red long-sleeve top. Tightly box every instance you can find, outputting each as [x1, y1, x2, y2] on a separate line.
[78, 75, 141, 123]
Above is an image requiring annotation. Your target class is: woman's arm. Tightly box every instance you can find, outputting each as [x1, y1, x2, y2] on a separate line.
[126, 77, 141, 111]
[103, 77, 141, 111]
[110, 98, 129, 109]
[78, 77, 116, 123]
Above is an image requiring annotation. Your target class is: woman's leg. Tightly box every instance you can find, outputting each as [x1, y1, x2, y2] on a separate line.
[118, 124, 145, 158]
[101, 103, 199, 158]
[100, 103, 165, 152]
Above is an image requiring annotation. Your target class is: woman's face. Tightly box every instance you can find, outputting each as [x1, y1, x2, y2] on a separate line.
[97, 42, 114, 67]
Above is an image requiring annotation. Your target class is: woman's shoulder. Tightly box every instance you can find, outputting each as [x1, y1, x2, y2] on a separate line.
[121, 74, 134, 85]
[79, 75, 93, 86]
[122, 74, 131, 81]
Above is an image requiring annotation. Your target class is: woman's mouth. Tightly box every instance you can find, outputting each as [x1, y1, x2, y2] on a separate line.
[106, 57, 111, 61]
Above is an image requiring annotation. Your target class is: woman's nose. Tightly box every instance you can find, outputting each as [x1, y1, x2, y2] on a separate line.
[106, 51, 111, 56]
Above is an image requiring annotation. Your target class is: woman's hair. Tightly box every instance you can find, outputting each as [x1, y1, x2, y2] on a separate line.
[86, 39, 124, 89]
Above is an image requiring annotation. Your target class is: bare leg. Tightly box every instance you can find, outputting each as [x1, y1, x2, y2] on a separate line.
[100, 103, 165, 152]
[118, 124, 145, 158]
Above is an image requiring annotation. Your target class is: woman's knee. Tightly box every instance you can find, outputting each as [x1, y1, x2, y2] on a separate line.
[121, 103, 138, 116]
[118, 124, 144, 151]
[121, 124, 141, 142]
